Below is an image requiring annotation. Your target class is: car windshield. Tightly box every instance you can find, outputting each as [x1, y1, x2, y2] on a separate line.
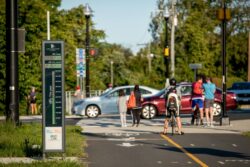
[100, 89, 113, 96]
[232, 83, 250, 90]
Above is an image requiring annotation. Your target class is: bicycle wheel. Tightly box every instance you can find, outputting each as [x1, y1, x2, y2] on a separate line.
[171, 112, 175, 136]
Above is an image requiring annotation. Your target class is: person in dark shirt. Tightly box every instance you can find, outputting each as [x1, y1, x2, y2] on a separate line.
[131, 85, 143, 127]
[28, 87, 37, 115]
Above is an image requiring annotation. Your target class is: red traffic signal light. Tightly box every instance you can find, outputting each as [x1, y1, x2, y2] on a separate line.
[89, 48, 98, 56]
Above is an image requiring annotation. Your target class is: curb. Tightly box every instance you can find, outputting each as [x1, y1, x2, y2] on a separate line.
[0, 157, 80, 164]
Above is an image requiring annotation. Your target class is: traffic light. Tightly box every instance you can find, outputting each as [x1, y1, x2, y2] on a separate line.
[89, 48, 98, 56]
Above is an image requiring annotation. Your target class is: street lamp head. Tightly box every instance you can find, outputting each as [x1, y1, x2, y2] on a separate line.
[164, 9, 169, 19]
[84, 3, 92, 17]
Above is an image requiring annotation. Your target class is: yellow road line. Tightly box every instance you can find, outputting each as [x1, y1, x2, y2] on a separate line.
[160, 134, 209, 167]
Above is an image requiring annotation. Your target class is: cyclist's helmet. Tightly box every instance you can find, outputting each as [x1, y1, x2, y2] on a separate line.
[169, 78, 176, 86]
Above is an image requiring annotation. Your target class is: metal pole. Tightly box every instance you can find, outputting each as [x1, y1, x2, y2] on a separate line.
[170, 0, 176, 78]
[222, 1, 227, 117]
[220, 0, 230, 125]
[5, 0, 19, 124]
[248, 32, 250, 81]
[164, 16, 170, 88]
[47, 11, 50, 40]
[85, 15, 90, 97]
[111, 61, 114, 86]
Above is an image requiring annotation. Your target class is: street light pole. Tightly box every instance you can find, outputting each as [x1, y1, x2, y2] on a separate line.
[84, 4, 91, 97]
[164, 9, 170, 88]
[218, 0, 231, 125]
[6, 0, 19, 124]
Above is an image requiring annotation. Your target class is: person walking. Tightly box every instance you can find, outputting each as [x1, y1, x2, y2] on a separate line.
[28, 87, 37, 115]
[191, 76, 204, 125]
[203, 77, 216, 127]
[117, 89, 127, 127]
[74, 86, 83, 100]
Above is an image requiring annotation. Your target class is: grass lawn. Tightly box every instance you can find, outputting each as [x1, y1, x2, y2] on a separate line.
[243, 131, 250, 137]
[0, 122, 86, 166]
[0, 161, 82, 167]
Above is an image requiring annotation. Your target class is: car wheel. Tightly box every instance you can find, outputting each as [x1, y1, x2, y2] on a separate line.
[86, 105, 100, 118]
[213, 102, 222, 116]
[142, 104, 157, 119]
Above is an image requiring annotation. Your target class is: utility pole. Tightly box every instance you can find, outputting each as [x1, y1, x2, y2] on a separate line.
[137, 43, 152, 73]
[110, 61, 114, 86]
[248, 32, 250, 81]
[170, 0, 177, 78]
[6, 0, 19, 124]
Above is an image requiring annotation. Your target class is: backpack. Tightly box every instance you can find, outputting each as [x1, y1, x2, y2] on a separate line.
[167, 94, 178, 111]
[192, 82, 203, 95]
[127, 92, 136, 109]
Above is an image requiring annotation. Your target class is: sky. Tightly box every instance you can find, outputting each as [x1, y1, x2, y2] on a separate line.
[60, 0, 157, 53]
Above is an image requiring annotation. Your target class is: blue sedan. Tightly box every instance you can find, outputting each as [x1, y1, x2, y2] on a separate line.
[73, 85, 159, 118]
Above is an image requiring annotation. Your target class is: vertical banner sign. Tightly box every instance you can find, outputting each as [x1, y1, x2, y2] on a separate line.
[42, 41, 65, 152]
[76, 48, 86, 77]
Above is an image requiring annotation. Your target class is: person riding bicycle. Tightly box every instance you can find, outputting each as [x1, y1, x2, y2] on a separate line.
[162, 78, 184, 135]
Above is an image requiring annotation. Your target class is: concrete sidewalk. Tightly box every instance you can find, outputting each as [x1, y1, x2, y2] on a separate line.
[76, 113, 250, 135]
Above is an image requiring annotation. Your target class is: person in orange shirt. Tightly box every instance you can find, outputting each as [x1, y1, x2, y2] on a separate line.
[191, 76, 204, 125]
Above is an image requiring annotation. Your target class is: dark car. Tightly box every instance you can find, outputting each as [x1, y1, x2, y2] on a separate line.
[141, 83, 237, 119]
[227, 82, 250, 104]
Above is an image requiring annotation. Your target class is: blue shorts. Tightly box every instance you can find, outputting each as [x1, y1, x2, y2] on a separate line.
[192, 99, 204, 109]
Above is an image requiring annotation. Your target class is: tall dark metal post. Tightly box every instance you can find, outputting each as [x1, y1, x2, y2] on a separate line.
[6, 0, 19, 124]
[219, 0, 230, 125]
[85, 4, 91, 98]
[164, 13, 170, 87]
[222, 2, 227, 117]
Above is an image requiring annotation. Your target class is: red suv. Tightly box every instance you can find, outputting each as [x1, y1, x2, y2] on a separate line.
[141, 83, 237, 119]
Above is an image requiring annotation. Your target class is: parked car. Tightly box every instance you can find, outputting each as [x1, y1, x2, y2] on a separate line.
[141, 82, 237, 119]
[73, 85, 159, 118]
[227, 82, 250, 104]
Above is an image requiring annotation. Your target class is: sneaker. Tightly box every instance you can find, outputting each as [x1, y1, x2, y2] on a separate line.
[210, 124, 214, 128]
[200, 120, 204, 126]
[178, 131, 184, 135]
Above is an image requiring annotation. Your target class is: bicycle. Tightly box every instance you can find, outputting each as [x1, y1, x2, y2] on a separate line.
[169, 109, 177, 136]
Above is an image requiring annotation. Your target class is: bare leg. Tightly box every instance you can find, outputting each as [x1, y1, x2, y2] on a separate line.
[176, 117, 182, 132]
[199, 108, 204, 125]
[205, 108, 210, 126]
[31, 104, 34, 114]
[209, 107, 214, 126]
[163, 118, 169, 134]
[34, 104, 37, 114]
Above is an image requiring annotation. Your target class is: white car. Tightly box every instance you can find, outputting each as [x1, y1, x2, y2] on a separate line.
[73, 85, 159, 118]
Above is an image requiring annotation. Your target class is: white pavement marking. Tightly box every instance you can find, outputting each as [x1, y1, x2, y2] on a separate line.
[117, 142, 137, 147]
[107, 137, 135, 141]
[171, 161, 179, 164]
[232, 144, 238, 147]
[157, 161, 162, 164]
[218, 161, 225, 165]
[190, 144, 195, 147]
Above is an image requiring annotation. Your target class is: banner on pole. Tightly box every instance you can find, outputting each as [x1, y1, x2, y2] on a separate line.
[76, 48, 86, 77]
